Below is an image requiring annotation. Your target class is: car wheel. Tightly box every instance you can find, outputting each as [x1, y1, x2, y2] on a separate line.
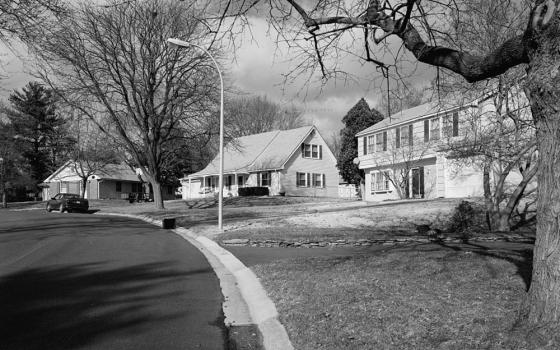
[59, 205, 65, 213]
[46, 204, 53, 212]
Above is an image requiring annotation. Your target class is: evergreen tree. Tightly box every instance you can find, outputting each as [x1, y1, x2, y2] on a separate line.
[6, 81, 71, 195]
[337, 98, 383, 189]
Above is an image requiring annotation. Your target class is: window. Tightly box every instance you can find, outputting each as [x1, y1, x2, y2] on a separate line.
[312, 173, 324, 188]
[400, 125, 412, 147]
[296, 172, 307, 187]
[371, 172, 390, 193]
[312, 145, 318, 158]
[367, 135, 375, 154]
[297, 172, 325, 188]
[260, 172, 271, 187]
[60, 181, 69, 193]
[302, 143, 322, 159]
[443, 112, 459, 137]
[116, 181, 122, 192]
[375, 133, 383, 151]
[425, 117, 440, 142]
[430, 118, 440, 141]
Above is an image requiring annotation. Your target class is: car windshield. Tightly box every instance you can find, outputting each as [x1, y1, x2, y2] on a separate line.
[62, 194, 80, 199]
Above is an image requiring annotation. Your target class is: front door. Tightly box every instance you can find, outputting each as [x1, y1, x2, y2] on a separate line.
[411, 167, 425, 198]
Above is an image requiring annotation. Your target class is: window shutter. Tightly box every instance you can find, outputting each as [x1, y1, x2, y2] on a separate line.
[424, 120, 429, 142]
[363, 137, 367, 155]
[301, 143, 305, 157]
[395, 127, 400, 148]
[453, 112, 459, 137]
[322, 174, 326, 188]
[306, 173, 311, 187]
[383, 131, 387, 151]
[319, 145, 323, 159]
[409, 125, 414, 146]
[419, 167, 425, 198]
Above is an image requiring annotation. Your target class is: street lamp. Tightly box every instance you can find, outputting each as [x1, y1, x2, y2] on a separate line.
[0, 157, 6, 208]
[167, 38, 224, 231]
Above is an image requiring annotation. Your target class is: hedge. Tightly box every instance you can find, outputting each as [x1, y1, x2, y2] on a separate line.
[238, 186, 269, 197]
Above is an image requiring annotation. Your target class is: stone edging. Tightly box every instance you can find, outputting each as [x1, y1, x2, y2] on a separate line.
[221, 235, 535, 248]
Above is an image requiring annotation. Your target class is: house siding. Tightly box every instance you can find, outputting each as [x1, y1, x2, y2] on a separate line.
[358, 105, 484, 202]
[282, 131, 339, 197]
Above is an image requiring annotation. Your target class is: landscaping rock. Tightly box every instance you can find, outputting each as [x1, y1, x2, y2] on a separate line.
[222, 238, 250, 245]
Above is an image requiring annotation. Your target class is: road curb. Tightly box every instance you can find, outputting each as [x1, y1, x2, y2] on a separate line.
[96, 212, 294, 350]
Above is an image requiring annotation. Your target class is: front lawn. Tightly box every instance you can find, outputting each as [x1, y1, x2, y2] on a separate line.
[252, 243, 535, 349]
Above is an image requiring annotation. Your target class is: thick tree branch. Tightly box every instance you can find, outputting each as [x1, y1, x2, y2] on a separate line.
[285, 0, 538, 83]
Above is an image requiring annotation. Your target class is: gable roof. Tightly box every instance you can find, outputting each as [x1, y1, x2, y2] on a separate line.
[356, 100, 474, 137]
[187, 125, 317, 178]
[44, 161, 141, 183]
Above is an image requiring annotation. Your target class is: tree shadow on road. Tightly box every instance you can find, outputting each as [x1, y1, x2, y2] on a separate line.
[0, 262, 209, 350]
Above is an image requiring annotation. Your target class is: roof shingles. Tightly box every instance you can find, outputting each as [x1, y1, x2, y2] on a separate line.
[188, 126, 314, 178]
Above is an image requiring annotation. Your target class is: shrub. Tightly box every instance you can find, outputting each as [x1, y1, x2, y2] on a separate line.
[448, 200, 476, 240]
[238, 186, 269, 197]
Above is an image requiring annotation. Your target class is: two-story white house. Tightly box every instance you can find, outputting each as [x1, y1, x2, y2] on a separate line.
[355, 100, 494, 202]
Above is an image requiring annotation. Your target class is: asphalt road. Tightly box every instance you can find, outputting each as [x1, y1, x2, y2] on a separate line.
[0, 209, 227, 350]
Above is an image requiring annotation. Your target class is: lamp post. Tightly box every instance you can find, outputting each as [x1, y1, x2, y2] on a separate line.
[0, 157, 6, 208]
[167, 38, 224, 231]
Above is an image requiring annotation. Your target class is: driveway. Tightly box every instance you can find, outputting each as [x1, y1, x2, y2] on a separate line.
[0, 210, 226, 350]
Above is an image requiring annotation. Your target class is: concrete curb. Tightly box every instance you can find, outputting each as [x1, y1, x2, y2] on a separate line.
[96, 212, 294, 350]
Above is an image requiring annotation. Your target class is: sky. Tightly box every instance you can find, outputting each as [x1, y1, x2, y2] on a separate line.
[0, 14, 436, 139]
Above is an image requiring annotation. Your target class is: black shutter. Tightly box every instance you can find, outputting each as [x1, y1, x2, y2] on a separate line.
[409, 125, 414, 146]
[322, 174, 325, 188]
[383, 131, 387, 151]
[453, 112, 459, 137]
[396, 127, 400, 148]
[301, 143, 305, 157]
[363, 137, 367, 155]
[306, 173, 311, 187]
[419, 167, 425, 198]
[319, 145, 323, 159]
[424, 120, 429, 142]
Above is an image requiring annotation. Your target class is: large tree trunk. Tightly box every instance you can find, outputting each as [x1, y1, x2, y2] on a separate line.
[524, 25, 560, 328]
[150, 181, 164, 210]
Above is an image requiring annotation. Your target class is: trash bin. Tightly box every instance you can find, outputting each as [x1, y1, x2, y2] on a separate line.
[162, 217, 176, 229]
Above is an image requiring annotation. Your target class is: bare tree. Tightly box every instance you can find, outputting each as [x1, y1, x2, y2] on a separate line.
[0, 0, 66, 44]
[31, 0, 221, 209]
[205, 0, 560, 333]
[69, 118, 120, 198]
[226, 95, 305, 137]
[373, 133, 434, 200]
[377, 83, 427, 118]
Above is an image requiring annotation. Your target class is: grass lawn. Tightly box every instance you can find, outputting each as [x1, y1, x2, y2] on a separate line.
[17, 195, 541, 348]
[251, 243, 536, 350]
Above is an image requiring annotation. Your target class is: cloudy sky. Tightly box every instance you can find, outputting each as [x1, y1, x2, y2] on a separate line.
[0, 14, 435, 138]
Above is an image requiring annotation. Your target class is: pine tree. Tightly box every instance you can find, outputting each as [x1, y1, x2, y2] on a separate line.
[7, 81, 71, 194]
[337, 98, 383, 189]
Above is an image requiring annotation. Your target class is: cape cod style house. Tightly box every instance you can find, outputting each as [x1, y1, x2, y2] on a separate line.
[355, 99, 496, 202]
[181, 125, 339, 199]
[42, 161, 175, 200]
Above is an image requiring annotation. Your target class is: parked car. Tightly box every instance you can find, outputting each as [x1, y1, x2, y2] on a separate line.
[46, 193, 89, 213]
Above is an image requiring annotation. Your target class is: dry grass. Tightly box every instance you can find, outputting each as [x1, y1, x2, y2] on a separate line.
[252, 244, 535, 350]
